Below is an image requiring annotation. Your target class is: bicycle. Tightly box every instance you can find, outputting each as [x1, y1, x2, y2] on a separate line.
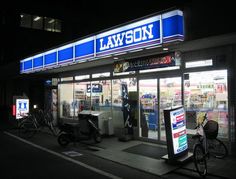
[192, 113, 228, 177]
[18, 112, 39, 138]
[43, 109, 59, 136]
[18, 109, 59, 138]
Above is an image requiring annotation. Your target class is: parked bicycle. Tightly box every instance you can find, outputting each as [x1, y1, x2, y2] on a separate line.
[18, 108, 58, 138]
[192, 113, 228, 177]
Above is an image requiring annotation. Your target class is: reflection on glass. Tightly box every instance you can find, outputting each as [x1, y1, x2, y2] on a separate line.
[184, 70, 228, 139]
[139, 79, 158, 140]
[74, 82, 91, 114]
[91, 80, 111, 112]
[55, 19, 62, 32]
[20, 14, 31, 28]
[32, 16, 43, 30]
[44, 17, 55, 32]
[160, 77, 182, 141]
[59, 83, 74, 119]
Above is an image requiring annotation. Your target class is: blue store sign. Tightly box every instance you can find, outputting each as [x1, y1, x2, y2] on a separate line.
[20, 10, 184, 74]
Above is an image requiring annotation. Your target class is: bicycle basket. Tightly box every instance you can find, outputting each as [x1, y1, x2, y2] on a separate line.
[203, 120, 218, 139]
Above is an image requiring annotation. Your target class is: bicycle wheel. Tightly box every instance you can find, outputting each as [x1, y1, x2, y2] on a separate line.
[18, 119, 37, 138]
[208, 138, 228, 159]
[193, 143, 207, 177]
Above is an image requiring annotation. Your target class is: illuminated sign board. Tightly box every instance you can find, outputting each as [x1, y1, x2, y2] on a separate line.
[114, 53, 177, 73]
[16, 99, 29, 119]
[20, 10, 184, 74]
[164, 106, 188, 160]
[96, 16, 161, 57]
[170, 107, 188, 154]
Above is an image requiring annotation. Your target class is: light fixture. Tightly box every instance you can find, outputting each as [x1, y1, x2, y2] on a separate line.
[113, 57, 119, 60]
[20, 14, 24, 18]
[145, 45, 162, 50]
[114, 52, 127, 56]
[129, 48, 143, 53]
[33, 16, 41, 21]
[163, 47, 169, 51]
[48, 19, 55, 24]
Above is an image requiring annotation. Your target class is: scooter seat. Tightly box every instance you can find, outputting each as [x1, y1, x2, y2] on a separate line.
[65, 123, 80, 127]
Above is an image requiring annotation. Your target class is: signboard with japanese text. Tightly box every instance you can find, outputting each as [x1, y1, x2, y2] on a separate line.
[164, 106, 188, 160]
[170, 107, 188, 154]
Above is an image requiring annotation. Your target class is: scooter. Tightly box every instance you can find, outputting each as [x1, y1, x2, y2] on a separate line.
[57, 114, 102, 147]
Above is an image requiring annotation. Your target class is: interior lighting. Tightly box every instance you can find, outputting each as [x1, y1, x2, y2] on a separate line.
[33, 16, 41, 21]
[48, 19, 55, 24]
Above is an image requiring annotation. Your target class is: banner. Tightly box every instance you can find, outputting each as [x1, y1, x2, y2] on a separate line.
[114, 52, 180, 73]
[121, 83, 133, 134]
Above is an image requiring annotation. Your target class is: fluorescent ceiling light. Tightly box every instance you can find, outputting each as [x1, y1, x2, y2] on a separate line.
[145, 45, 162, 50]
[114, 52, 127, 56]
[163, 47, 169, 51]
[33, 16, 41, 21]
[48, 19, 55, 24]
[129, 48, 143, 53]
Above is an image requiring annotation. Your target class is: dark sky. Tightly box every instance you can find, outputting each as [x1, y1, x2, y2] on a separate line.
[8, 0, 191, 38]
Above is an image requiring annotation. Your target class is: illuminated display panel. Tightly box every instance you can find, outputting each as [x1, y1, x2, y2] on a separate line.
[20, 10, 184, 73]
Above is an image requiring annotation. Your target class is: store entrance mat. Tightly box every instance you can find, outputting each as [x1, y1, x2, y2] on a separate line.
[123, 143, 167, 160]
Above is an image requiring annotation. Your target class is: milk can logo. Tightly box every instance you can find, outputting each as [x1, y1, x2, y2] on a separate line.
[99, 24, 154, 51]
[16, 99, 29, 119]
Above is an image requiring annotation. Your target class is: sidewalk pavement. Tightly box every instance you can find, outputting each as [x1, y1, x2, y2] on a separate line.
[1, 119, 236, 179]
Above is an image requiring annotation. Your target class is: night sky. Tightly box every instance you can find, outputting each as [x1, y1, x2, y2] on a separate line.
[5, 0, 235, 40]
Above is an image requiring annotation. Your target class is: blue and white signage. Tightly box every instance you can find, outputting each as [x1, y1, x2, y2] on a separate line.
[96, 16, 161, 57]
[16, 99, 29, 119]
[20, 10, 184, 74]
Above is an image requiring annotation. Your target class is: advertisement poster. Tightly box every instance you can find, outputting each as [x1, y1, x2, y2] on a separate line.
[114, 52, 181, 73]
[170, 107, 188, 154]
[16, 99, 29, 119]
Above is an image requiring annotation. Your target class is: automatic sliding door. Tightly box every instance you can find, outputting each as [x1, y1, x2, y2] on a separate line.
[159, 77, 182, 141]
[139, 79, 158, 140]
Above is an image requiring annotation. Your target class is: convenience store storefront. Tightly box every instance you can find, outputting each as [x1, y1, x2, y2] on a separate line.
[20, 9, 233, 145]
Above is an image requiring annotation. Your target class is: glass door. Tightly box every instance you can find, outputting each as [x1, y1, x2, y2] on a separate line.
[139, 77, 182, 142]
[139, 79, 158, 140]
[159, 77, 182, 141]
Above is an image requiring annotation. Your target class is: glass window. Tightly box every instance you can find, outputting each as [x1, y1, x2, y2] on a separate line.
[184, 70, 228, 139]
[91, 80, 111, 112]
[32, 16, 43, 30]
[112, 78, 138, 133]
[113, 71, 135, 76]
[139, 79, 158, 139]
[61, 77, 73, 82]
[44, 17, 55, 32]
[55, 19, 62, 32]
[92, 72, 110, 78]
[74, 82, 91, 114]
[59, 83, 74, 119]
[160, 77, 182, 141]
[75, 75, 90, 80]
[20, 14, 31, 28]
